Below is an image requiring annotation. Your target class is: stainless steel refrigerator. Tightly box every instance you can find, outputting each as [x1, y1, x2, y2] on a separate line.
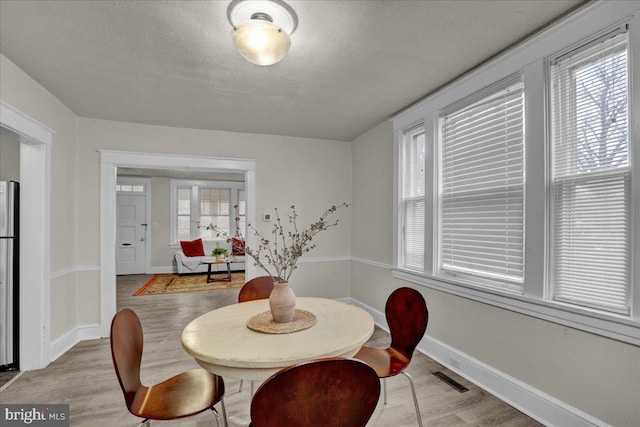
[0, 180, 18, 371]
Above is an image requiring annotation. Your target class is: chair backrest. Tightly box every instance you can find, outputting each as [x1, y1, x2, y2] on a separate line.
[110, 308, 144, 407]
[386, 287, 428, 359]
[250, 358, 380, 427]
[238, 276, 275, 303]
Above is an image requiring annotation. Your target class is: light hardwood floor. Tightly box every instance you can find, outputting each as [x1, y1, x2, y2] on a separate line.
[0, 274, 542, 426]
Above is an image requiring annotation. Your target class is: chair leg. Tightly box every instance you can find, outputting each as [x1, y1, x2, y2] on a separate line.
[382, 378, 387, 405]
[138, 419, 150, 427]
[221, 398, 228, 427]
[400, 371, 423, 427]
[239, 379, 255, 397]
[211, 400, 229, 427]
[211, 407, 221, 427]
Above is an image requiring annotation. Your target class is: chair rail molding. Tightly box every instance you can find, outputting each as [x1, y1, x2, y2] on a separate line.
[0, 100, 54, 370]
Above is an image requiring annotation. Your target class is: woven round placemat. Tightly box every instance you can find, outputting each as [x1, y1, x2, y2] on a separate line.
[246, 309, 317, 334]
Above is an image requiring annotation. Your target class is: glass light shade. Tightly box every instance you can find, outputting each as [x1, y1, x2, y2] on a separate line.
[231, 20, 291, 66]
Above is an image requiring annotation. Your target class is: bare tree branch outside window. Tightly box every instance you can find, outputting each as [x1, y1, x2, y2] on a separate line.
[575, 48, 628, 172]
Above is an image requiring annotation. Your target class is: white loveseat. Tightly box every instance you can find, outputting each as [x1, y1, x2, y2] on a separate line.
[175, 240, 245, 275]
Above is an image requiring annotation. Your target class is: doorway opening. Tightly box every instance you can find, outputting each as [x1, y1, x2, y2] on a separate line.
[99, 150, 257, 337]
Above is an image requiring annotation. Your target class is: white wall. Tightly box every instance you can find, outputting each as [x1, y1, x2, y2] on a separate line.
[77, 118, 353, 299]
[0, 54, 81, 343]
[149, 176, 172, 269]
[0, 127, 20, 181]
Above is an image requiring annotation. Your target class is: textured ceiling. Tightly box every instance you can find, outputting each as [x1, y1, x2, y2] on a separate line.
[0, 0, 584, 141]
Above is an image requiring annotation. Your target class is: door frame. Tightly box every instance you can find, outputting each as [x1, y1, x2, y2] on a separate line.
[99, 150, 257, 337]
[0, 101, 53, 370]
[116, 176, 151, 274]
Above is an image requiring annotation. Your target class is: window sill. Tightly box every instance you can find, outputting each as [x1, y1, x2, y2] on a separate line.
[392, 268, 640, 346]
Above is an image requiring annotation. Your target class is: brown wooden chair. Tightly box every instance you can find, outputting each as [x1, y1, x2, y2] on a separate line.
[249, 357, 381, 427]
[238, 276, 275, 303]
[354, 287, 428, 427]
[110, 308, 227, 427]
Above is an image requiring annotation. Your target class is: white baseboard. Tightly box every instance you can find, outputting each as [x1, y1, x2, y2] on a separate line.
[149, 266, 175, 274]
[49, 324, 102, 364]
[347, 297, 608, 427]
[344, 297, 389, 330]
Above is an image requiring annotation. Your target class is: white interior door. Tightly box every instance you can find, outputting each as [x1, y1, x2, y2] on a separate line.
[116, 194, 146, 275]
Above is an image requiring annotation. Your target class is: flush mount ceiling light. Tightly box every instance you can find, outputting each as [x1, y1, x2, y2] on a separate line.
[227, 0, 298, 66]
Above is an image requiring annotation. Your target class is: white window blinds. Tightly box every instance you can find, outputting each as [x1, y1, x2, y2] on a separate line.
[439, 79, 525, 292]
[401, 126, 426, 271]
[177, 187, 191, 241]
[199, 188, 230, 239]
[550, 28, 631, 314]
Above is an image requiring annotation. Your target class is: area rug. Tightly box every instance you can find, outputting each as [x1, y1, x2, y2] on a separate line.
[134, 272, 245, 296]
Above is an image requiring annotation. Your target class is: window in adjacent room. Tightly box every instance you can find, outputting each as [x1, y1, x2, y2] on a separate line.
[176, 187, 192, 241]
[170, 180, 243, 244]
[116, 184, 145, 192]
[199, 188, 231, 240]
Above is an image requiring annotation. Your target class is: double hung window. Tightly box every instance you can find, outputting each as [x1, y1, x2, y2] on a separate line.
[176, 188, 192, 241]
[171, 179, 244, 243]
[438, 78, 525, 293]
[199, 188, 231, 240]
[549, 27, 631, 315]
[400, 126, 426, 271]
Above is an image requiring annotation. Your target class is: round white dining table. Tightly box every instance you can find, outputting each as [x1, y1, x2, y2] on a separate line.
[181, 297, 375, 382]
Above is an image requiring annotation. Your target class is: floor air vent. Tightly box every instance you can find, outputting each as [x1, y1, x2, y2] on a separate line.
[432, 371, 469, 393]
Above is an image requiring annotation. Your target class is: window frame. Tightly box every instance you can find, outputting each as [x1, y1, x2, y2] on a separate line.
[391, 10, 640, 346]
[548, 26, 632, 315]
[436, 75, 526, 294]
[399, 124, 427, 272]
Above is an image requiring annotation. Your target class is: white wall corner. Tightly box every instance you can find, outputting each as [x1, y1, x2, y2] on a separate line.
[348, 297, 608, 427]
[49, 324, 102, 364]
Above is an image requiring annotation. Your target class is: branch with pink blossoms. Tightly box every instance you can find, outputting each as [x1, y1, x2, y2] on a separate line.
[200, 203, 349, 283]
